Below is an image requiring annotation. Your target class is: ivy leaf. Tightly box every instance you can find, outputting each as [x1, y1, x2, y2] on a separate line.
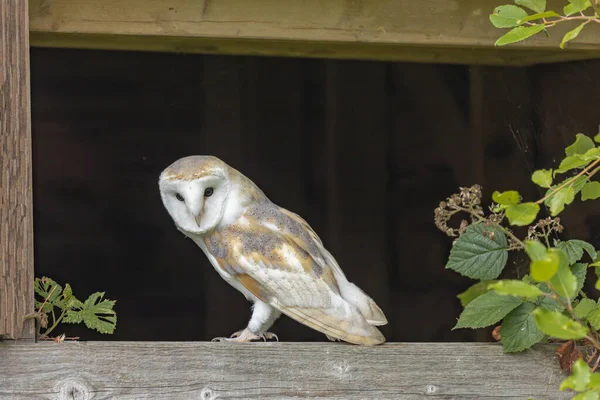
[525, 240, 560, 281]
[566, 133, 596, 156]
[560, 358, 591, 392]
[548, 186, 575, 216]
[558, 240, 598, 264]
[446, 223, 508, 280]
[64, 292, 117, 334]
[564, 0, 592, 16]
[574, 298, 597, 319]
[488, 280, 544, 299]
[457, 281, 495, 307]
[492, 190, 521, 205]
[454, 291, 522, 329]
[505, 202, 540, 226]
[500, 302, 545, 353]
[515, 0, 546, 13]
[549, 249, 577, 298]
[490, 5, 529, 28]
[495, 25, 546, 46]
[560, 21, 589, 49]
[533, 307, 589, 339]
[531, 169, 553, 188]
[582, 182, 600, 201]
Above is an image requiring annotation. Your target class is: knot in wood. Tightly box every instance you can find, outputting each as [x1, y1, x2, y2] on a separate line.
[54, 377, 92, 400]
[200, 387, 215, 400]
[425, 384, 439, 395]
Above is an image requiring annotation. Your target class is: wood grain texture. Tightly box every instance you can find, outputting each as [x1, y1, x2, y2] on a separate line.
[0, 0, 35, 339]
[0, 342, 572, 399]
[28, 0, 600, 66]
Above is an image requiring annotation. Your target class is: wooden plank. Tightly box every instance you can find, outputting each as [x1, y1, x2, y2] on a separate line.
[0, 342, 571, 399]
[0, 0, 35, 340]
[28, 0, 600, 66]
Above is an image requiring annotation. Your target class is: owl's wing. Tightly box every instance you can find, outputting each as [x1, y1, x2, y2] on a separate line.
[221, 207, 385, 346]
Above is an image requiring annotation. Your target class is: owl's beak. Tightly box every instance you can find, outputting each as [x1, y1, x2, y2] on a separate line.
[194, 213, 202, 227]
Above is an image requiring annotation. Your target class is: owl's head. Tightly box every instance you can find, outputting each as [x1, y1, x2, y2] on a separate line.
[159, 155, 236, 235]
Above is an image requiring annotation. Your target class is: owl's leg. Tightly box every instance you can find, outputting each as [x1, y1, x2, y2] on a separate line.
[212, 301, 281, 343]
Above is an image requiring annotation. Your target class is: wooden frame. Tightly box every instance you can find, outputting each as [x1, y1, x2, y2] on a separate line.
[0, 0, 595, 397]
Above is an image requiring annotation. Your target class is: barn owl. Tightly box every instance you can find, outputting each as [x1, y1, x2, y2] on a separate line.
[158, 156, 388, 345]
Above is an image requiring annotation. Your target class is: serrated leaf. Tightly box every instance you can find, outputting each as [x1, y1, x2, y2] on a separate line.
[536, 282, 566, 311]
[533, 307, 589, 339]
[490, 5, 529, 27]
[549, 186, 575, 216]
[488, 279, 544, 299]
[560, 358, 591, 391]
[500, 302, 545, 352]
[558, 240, 597, 264]
[64, 292, 117, 334]
[495, 24, 546, 46]
[457, 281, 495, 307]
[566, 134, 596, 156]
[525, 240, 547, 261]
[588, 308, 600, 330]
[532, 169, 553, 188]
[573, 262, 588, 295]
[525, 241, 560, 281]
[454, 291, 523, 329]
[515, 0, 546, 12]
[573, 392, 600, 400]
[575, 298, 596, 319]
[582, 182, 600, 201]
[34, 277, 63, 313]
[564, 0, 592, 16]
[505, 202, 540, 226]
[549, 249, 577, 298]
[560, 21, 589, 49]
[446, 223, 508, 280]
[492, 190, 521, 205]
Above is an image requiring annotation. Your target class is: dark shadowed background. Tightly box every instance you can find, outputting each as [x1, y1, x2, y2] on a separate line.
[29, 48, 600, 342]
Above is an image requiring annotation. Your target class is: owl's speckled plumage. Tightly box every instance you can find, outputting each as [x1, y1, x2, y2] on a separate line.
[159, 155, 387, 345]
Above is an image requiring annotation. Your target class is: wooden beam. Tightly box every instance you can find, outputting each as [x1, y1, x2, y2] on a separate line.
[1, 342, 571, 399]
[29, 0, 600, 66]
[0, 0, 35, 340]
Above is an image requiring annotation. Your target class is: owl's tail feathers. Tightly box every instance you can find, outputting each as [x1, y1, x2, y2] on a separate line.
[337, 280, 388, 327]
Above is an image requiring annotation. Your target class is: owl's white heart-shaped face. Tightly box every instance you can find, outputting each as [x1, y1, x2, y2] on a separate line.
[159, 157, 230, 235]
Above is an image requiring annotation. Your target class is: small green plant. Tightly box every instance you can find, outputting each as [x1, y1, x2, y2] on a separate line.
[27, 276, 117, 341]
[435, 131, 600, 398]
[490, 0, 600, 47]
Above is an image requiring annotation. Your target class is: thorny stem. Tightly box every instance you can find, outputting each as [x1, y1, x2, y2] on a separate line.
[536, 158, 600, 205]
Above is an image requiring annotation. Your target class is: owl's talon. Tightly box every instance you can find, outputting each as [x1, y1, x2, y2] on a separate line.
[211, 328, 279, 343]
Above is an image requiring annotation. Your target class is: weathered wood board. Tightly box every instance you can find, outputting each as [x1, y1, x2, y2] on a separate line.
[1, 342, 572, 399]
[0, 0, 35, 340]
[28, 0, 600, 66]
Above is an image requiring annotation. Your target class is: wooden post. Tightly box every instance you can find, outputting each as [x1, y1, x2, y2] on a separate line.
[0, 0, 35, 340]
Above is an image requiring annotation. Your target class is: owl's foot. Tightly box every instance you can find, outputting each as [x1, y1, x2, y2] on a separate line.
[326, 334, 341, 342]
[211, 328, 279, 343]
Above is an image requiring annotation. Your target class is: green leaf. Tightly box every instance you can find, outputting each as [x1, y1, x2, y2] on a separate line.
[495, 25, 546, 46]
[549, 249, 578, 298]
[594, 132, 600, 143]
[548, 186, 575, 216]
[544, 175, 588, 211]
[536, 282, 565, 311]
[531, 169, 553, 188]
[533, 307, 589, 339]
[515, 0, 546, 13]
[488, 279, 544, 299]
[505, 202, 540, 226]
[490, 5, 529, 28]
[574, 298, 597, 319]
[560, 21, 589, 49]
[560, 358, 591, 392]
[446, 223, 509, 280]
[566, 134, 596, 156]
[581, 147, 600, 162]
[582, 181, 600, 201]
[33, 277, 63, 313]
[525, 241, 560, 281]
[454, 291, 522, 329]
[457, 281, 495, 307]
[564, 0, 592, 16]
[519, 10, 561, 22]
[587, 308, 600, 330]
[558, 240, 598, 264]
[492, 190, 521, 205]
[589, 373, 600, 389]
[63, 292, 117, 334]
[573, 262, 588, 295]
[500, 302, 545, 352]
[556, 155, 590, 174]
[573, 392, 600, 400]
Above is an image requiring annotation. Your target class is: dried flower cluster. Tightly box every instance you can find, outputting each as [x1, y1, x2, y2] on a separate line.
[526, 217, 564, 242]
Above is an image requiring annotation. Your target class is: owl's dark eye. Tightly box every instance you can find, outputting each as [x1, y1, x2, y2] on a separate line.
[175, 193, 185, 202]
[204, 187, 214, 197]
